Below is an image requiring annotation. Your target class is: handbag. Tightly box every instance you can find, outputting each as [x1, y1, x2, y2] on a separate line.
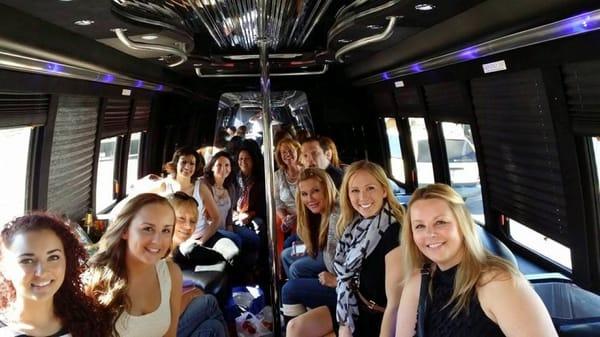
[349, 279, 385, 313]
[416, 263, 432, 337]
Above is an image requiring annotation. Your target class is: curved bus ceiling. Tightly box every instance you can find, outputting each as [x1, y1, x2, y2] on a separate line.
[0, 0, 593, 85]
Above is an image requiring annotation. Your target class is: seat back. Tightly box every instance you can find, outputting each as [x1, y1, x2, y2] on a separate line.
[476, 226, 519, 268]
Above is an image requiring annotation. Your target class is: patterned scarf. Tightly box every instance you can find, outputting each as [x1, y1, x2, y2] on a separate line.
[333, 204, 392, 333]
[236, 174, 254, 212]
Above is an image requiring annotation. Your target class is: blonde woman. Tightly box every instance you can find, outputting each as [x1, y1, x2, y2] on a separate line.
[166, 192, 228, 337]
[281, 167, 338, 280]
[287, 161, 405, 337]
[274, 138, 302, 246]
[282, 168, 340, 331]
[395, 184, 557, 337]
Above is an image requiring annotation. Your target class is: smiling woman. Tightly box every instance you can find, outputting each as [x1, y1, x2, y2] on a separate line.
[85, 193, 181, 337]
[396, 184, 557, 337]
[0, 213, 109, 337]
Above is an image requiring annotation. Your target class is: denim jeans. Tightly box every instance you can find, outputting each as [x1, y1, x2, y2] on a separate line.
[217, 229, 242, 249]
[281, 278, 337, 318]
[281, 247, 326, 279]
[178, 294, 227, 337]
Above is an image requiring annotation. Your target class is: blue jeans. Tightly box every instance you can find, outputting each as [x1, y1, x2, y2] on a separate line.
[217, 229, 242, 249]
[178, 294, 227, 337]
[283, 233, 298, 249]
[281, 247, 326, 279]
[282, 278, 337, 318]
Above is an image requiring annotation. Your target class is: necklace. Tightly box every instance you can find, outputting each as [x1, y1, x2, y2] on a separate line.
[213, 185, 229, 205]
[285, 170, 299, 184]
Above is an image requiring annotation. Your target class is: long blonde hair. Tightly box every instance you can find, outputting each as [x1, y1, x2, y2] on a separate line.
[401, 183, 518, 318]
[336, 160, 405, 236]
[295, 168, 337, 256]
[85, 193, 175, 335]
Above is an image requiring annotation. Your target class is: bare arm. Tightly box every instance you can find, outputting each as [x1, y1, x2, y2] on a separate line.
[379, 247, 404, 337]
[395, 271, 421, 337]
[198, 182, 221, 242]
[479, 273, 558, 337]
[164, 260, 183, 337]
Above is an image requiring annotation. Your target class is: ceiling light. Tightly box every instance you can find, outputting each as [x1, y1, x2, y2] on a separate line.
[59, 0, 73, 2]
[366, 24, 384, 30]
[74, 19, 94, 26]
[415, 4, 435, 11]
[141, 34, 159, 40]
[338, 39, 352, 43]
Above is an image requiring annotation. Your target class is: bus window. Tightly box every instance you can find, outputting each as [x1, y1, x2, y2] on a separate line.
[96, 136, 118, 211]
[508, 218, 572, 269]
[409, 117, 434, 186]
[214, 91, 314, 151]
[384, 117, 405, 183]
[126, 132, 141, 194]
[441, 122, 483, 223]
[0, 127, 31, 224]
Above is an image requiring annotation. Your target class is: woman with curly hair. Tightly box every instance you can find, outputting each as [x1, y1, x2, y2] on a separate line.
[85, 193, 182, 337]
[0, 213, 109, 337]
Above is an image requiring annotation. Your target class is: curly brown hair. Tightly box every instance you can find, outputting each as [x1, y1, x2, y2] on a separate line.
[0, 213, 110, 337]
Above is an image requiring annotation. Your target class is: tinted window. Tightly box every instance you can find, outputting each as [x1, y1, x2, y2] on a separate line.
[0, 127, 31, 223]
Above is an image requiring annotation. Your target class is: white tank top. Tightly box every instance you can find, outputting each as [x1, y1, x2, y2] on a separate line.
[192, 180, 208, 237]
[114, 260, 171, 337]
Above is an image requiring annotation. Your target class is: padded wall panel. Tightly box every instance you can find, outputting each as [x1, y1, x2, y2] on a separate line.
[47, 96, 99, 220]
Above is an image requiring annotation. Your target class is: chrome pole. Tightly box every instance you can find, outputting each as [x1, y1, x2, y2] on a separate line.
[257, 0, 281, 335]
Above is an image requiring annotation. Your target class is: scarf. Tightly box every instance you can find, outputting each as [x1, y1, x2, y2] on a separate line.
[333, 204, 393, 333]
[236, 174, 254, 212]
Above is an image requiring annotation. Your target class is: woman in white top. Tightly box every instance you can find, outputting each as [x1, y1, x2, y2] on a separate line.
[164, 147, 222, 245]
[0, 213, 109, 337]
[86, 193, 182, 337]
[274, 138, 302, 242]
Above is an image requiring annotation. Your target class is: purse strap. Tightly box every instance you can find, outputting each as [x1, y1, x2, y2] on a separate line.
[416, 263, 432, 337]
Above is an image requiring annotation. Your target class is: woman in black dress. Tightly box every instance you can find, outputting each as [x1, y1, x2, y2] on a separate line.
[396, 184, 557, 337]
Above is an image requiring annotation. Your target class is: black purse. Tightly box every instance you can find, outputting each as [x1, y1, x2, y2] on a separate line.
[416, 263, 432, 337]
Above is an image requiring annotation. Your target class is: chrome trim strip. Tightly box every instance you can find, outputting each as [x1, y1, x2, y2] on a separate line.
[0, 48, 169, 91]
[300, 0, 334, 46]
[222, 53, 303, 60]
[194, 64, 329, 77]
[114, 29, 188, 67]
[335, 16, 396, 62]
[354, 9, 600, 86]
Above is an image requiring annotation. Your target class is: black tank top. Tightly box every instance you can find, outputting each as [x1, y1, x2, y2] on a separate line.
[424, 265, 505, 337]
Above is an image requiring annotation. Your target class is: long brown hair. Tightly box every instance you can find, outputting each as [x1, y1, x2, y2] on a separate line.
[85, 193, 174, 336]
[294, 168, 338, 256]
[0, 213, 110, 337]
[337, 160, 405, 236]
[401, 184, 519, 318]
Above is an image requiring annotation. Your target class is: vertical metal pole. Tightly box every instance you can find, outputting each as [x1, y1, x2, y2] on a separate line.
[257, 0, 281, 335]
